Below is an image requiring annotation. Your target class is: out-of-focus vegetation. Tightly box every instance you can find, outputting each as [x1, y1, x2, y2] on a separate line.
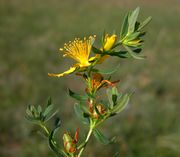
[0, 0, 179, 157]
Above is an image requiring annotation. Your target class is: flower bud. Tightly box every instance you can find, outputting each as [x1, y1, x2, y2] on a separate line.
[63, 133, 77, 153]
[123, 38, 142, 47]
[103, 34, 117, 51]
[92, 104, 106, 119]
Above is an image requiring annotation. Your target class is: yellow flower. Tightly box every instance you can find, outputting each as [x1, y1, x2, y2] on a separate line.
[48, 36, 96, 77]
[103, 34, 117, 51]
[94, 34, 117, 63]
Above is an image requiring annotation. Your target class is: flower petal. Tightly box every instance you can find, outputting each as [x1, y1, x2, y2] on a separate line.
[48, 66, 77, 77]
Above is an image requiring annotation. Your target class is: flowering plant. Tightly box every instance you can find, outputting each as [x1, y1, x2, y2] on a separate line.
[26, 7, 151, 157]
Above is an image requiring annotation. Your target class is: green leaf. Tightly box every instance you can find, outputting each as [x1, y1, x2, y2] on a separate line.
[54, 117, 61, 128]
[93, 129, 110, 145]
[111, 93, 131, 114]
[128, 7, 140, 34]
[101, 30, 106, 45]
[25, 115, 40, 124]
[107, 87, 122, 109]
[43, 104, 54, 117]
[74, 103, 89, 125]
[47, 97, 52, 106]
[48, 127, 65, 157]
[112, 87, 119, 106]
[44, 110, 58, 122]
[105, 50, 130, 58]
[68, 89, 88, 101]
[125, 32, 141, 42]
[43, 104, 58, 122]
[120, 13, 129, 40]
[26, 105, 33, 117]
[31, 106, 39, 118]
[37, 105, 42, 113]
[124, 45, 145, 59]
[106, 88, 113, 109]
[138, 16, 152, 31]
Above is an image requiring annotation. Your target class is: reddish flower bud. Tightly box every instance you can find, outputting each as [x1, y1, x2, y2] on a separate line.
[92, 104, 106, 119]
[63, 129, 79, 154]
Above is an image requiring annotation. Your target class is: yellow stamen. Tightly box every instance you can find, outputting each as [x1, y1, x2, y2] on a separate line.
[61, 36, 95, 67]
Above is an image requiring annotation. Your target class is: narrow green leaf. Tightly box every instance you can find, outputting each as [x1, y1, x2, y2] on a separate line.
[104, 50, 130, 58]
[102, 30, 106, 45]
[93, 129, 110, 145]
[124, 45, 145, 59]
[44, 110, 58, 122]
[112, 93, 131, 114]
[26, 106, 33, 117]
[138, 16, 152, 31]
[47, 97, 52, 106]
[128, 7, 140, 34]
[120, 13, 129, 40]
[74, 103, 89, 125]
[31, 106, 39, 118]
[68, 89, 88, 101]
[111, 87, 119, 106]
[37, 105, 42, 113]
[106, 88, 113, 109]
[125, 32, 141, 41]
[48, 127, 65, 157]
[43, 104, 54, 117]
[25, 116, 40, 124]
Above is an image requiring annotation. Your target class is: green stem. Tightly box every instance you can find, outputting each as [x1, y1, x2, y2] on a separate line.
[78, 126, 94, 157]
[40, 123, 50, 136]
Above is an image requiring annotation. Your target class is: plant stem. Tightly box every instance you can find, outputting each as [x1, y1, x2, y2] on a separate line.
[78, 127, 93, 157]
[40, 123, 50, 136]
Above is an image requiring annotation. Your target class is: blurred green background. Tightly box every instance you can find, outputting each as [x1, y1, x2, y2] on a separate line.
[0, 0, 180, 157]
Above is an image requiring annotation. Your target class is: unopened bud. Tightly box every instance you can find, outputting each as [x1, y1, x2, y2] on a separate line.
[103, 34, 117, 51]
[92, 104, 106, 119]
[63, 133, 77, 153]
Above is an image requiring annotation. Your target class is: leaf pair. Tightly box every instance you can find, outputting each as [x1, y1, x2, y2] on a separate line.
[106, 87, 131, 115]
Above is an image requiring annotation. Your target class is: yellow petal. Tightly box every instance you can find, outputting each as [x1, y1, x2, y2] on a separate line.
[48, 66, 77, 77]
